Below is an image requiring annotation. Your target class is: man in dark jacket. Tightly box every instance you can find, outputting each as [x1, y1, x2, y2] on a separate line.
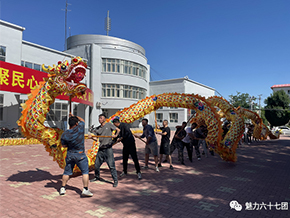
[113, 118, 142, 180]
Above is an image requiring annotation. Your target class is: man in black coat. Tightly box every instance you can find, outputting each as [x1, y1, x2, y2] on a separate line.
[113, 118, 142, 180]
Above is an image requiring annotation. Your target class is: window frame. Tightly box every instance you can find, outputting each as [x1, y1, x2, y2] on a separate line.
[47, 102, 68, 122]
[102, 83, 146, 100]
[169, 113, 178, 123]
[102, 58, 147, 79]
[156, 113, 163, 123]
[0, 46, 6, 62]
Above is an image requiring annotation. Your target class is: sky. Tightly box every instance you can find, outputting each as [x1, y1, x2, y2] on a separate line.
[1, 0, 289, 106]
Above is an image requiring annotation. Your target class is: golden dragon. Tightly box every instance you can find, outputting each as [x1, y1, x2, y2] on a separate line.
[17, 58, 276, 173]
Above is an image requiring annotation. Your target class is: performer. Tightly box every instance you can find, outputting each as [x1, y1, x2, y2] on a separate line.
[112, 118, 142, 180]
[59, 113, 93, 197]
[192, 124, 206, 160]
[135, 118, 159, 172]
[170, 122, 187, 165]
[156, 120, 174, 170]
[182, 123, 197, 163]
[89, 114, 120, 187]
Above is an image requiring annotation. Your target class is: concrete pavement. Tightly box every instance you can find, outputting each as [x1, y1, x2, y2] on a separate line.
[0, 135, 290, 218]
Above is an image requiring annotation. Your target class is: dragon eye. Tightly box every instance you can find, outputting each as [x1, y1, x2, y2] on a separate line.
[61, 65, 68, 71]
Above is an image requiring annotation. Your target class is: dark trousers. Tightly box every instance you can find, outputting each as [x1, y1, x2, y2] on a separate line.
[170, 140, 178, 155]
[170, 140, 184, 162]
[94, 147, 118, 182]
[181, 142, 193, 162]
[123, 141, 141, 174]
[192, 140, 201, 158]
[247, 134, 252, 143]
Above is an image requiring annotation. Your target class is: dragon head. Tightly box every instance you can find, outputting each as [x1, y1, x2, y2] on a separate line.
[42, 56, 87, 95]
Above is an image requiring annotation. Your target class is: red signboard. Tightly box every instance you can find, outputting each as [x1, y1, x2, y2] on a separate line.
[0, 61, 94, 107]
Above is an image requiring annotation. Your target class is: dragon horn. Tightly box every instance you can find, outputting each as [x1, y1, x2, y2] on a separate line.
[42, 64, 55, 73]
[42, 64, 49, 72]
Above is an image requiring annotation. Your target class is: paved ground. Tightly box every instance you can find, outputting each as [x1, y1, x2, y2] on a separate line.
[0, 135, 290, 218]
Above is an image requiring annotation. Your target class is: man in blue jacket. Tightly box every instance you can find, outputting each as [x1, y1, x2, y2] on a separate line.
[59, 113, 93, 197]
[135, 118, 159, 172]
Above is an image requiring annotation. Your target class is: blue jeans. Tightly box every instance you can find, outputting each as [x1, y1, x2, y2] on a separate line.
[94, 147, 118, 182]
[64, 152, 89, 175]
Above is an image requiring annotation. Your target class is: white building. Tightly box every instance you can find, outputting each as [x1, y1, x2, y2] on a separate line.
[0, 19, 215, 133]
[271, 84, 290, 97]
[149, 78, 215, 128]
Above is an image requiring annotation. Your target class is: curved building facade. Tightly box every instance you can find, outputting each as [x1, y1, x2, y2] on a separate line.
[66, 34, 150, 127]
[0, 19, 216, 133]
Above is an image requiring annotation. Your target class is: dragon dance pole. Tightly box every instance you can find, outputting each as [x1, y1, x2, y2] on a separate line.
[175, 111, 196, 136]
[186, 112, 196, 125]
[154, 110, 158, 132]
[133, 134, 147, 144]
[69, 95, 72, 114]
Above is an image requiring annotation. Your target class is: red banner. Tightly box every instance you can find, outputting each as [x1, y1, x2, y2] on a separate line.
[0, 61, 94, 107]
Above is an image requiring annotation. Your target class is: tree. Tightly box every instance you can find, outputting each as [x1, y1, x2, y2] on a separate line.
[260, 109, 268, 125]
[228, 92, 255, 109]
[264, 90, 290, 127]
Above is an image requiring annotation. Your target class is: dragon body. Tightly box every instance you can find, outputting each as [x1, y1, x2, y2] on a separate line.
[17, 57, 98, 171]
[17, 59, 277, 173]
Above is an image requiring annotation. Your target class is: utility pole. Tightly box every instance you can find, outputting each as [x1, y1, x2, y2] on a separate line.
[62, 0, 71, 50]
[258, 94, 262, 116]
[249, 96, 255, 111]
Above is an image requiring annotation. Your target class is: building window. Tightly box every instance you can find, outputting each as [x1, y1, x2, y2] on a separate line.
[25, 62, 33, 69]
[123, 85, 132, 98]
[47, 102, 68, 122]
[288, 90, 290, 95]
[102, 84, 145, 100]
[0, 94, 3, 121]
[102, 58, 147, 79]
[190, 109, 196, 115]
[102, 58, 120, 73]
[0, 46, 6, 62]
[34, 64, 41, 71]
[156, 113, 163, 123]
[21, 61, 43, 72]
[102, 109, 109, 118]
[102, 84, 120, 98]
[169, 113, 178, 123]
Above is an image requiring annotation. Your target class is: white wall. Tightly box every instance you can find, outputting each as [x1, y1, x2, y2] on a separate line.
[0, 21, 24, 128]
[184, 80, 215, 97]
[0, 20, 24, 65]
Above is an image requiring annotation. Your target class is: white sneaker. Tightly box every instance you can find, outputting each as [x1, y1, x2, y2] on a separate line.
[156, 166, 160, 172]
[59, 187, 66, 195]
[81, 188, 93, 197]
[137, 172, 142, 180]
[197, 158, 201, 161]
